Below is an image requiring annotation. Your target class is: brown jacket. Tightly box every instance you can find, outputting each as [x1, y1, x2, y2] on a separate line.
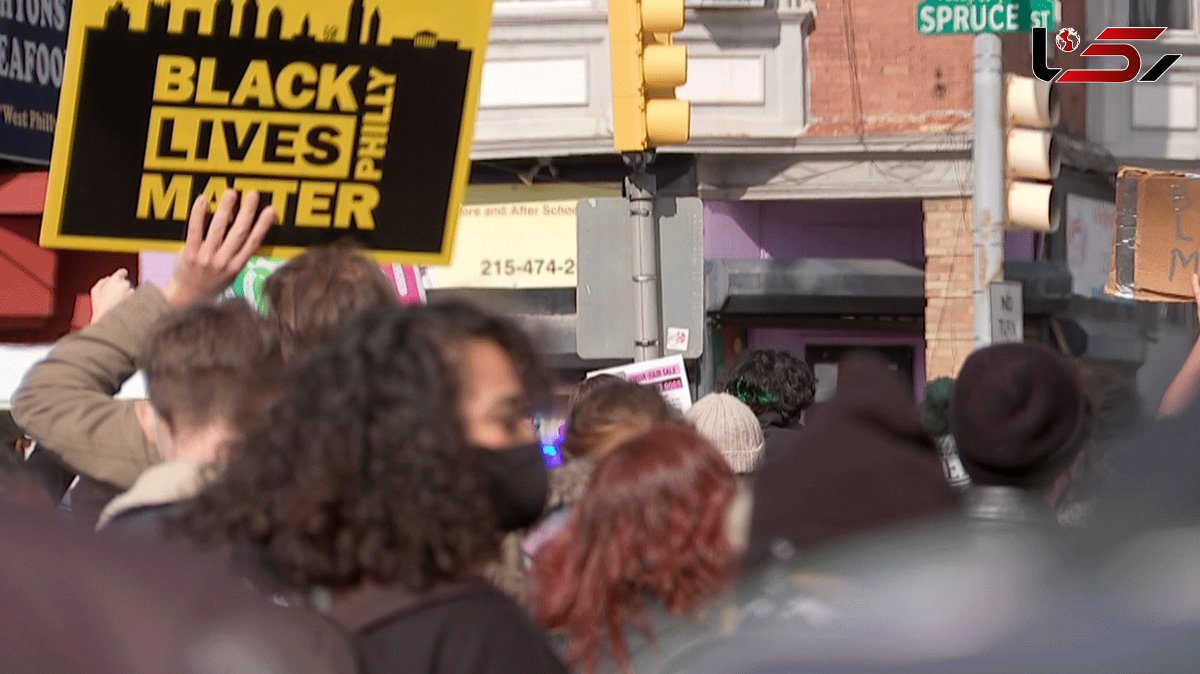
[12, 285, 169, 489]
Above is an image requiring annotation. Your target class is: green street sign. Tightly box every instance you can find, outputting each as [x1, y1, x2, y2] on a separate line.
[917, 0, 1057, 35]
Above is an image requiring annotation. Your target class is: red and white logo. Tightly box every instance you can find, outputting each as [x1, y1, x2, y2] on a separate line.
[1033, 27, 1182, 84]
[1055, 27, 1081, 52]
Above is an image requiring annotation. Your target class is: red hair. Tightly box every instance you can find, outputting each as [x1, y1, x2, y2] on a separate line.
[532, 423, 736, 674]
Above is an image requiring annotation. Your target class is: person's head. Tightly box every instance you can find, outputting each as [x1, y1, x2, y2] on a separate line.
[566, 374, 625, 415]
[685, 393, 765, 475]
[560, 380, 676, 461]
[136, 301, 283, 463]
[177, 305, 502, 592]
[921, 377, 955, 438]
[264, 243, 397, 363]
[411, 300, 550, 450]
[722, 349, 816, 427]
[952, 344, 1090, 497]
[405, 300, 554, 530]
[745, 353, 959, 565]
[534, 424, 737, 674]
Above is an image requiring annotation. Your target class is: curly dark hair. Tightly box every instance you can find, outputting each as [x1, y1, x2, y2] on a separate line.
[174, 304, 499, 592]
[721, 349, 816, 426]
[417, 298, 552, 410]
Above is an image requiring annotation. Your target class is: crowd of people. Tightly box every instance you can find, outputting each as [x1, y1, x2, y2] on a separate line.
[4, 190, 1200, 673]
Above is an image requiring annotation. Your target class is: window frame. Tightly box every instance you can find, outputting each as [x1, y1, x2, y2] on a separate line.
[1120, 0, 1200, 46]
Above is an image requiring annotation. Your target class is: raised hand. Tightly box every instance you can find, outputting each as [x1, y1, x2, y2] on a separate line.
[161, 190, 276, 309]
[89, 269, 135, 325]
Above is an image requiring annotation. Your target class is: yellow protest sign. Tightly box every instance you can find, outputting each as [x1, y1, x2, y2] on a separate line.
[40, 0, 494, 264]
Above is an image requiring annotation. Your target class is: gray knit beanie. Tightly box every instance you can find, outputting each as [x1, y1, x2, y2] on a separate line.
[686, 393, 765, 474]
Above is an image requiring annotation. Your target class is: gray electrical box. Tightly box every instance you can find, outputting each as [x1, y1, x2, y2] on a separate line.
[576, 197, 705, 360]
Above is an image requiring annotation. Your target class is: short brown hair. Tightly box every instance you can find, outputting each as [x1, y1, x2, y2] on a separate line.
[140, 301, 283, 433]
[264, 244, 397, 363]
[561, 380, 676, 460]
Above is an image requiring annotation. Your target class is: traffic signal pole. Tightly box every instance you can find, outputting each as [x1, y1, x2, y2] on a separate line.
[625, 150, 663, 362]
[605, 0, 688, 361]
[972, 33, 1005, 348]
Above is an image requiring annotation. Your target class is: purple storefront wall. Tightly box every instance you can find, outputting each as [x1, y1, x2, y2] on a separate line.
[702, 200, 1035, 393]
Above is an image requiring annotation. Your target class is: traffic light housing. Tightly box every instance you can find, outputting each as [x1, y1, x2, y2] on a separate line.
[1004, 74, 1062, 232]
[608, 0, 690, 152]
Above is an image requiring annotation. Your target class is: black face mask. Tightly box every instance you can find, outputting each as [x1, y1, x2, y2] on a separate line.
[476, 441, 549, 532]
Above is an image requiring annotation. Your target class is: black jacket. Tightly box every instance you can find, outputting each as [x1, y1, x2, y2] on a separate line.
[103, 501, 187, 540]
[758, 410, 804, 462]
[332, 577, 568, 674]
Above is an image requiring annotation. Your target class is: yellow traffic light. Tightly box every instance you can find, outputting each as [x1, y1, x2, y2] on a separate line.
[1004, 75, 1062, 233]
[608, 0, 690, 152]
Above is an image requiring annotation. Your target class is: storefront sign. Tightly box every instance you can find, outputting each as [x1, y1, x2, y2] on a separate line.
[40, 0, 493, 264]
[588, 354, 693, 412]
[423, 200, 578, 290]
[0, 0, 70, 163]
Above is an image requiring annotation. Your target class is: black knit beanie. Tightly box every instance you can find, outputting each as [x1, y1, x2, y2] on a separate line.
[951, 344, 1087, 487]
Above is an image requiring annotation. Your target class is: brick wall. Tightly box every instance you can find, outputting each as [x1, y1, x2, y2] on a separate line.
[806, 0, 973, 136]
[806, 0, 1087, 139]
[924, 198, 974, 379]
[805, 2, 1090, 379]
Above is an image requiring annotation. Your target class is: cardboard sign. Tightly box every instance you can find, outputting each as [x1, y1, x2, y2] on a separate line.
[0, 0, 70, 163]
[1106, 167, 1200, 302]
[588, 354, 693, 413]
[41, 0, 493, 264]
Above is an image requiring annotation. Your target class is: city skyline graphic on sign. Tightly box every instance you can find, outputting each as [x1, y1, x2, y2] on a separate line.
[99, 0, 457, 49]
[51, 0, 473, 257]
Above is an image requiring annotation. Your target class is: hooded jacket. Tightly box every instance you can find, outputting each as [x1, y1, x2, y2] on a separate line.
[746, 353, 960, 566]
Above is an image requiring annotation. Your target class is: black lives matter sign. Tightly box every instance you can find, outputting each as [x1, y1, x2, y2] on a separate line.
[43, 0, 493, 263]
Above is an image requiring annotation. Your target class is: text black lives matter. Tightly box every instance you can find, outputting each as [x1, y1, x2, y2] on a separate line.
[57, 1, 471, 255]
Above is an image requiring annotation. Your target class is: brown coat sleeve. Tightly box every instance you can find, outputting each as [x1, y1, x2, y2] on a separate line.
[11, 285, 171, 489]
